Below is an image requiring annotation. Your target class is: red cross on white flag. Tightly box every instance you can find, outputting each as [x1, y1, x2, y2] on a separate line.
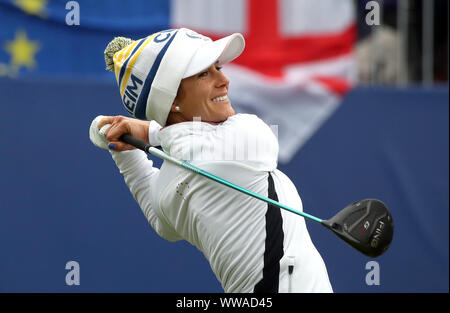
[171, 0, 356, 163]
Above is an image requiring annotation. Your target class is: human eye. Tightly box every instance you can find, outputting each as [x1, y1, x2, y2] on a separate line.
[198, 71, 208, 78]
[215, 66, 222, 71]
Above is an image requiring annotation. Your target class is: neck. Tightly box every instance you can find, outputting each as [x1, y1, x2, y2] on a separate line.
[166, 112, 189, 125]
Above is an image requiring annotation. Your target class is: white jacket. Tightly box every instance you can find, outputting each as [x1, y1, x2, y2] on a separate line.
[110, 114, 332, 293]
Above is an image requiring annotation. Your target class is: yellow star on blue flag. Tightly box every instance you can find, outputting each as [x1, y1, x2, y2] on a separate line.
[3, 30, 41, 71]
[13, 0, 48, 18]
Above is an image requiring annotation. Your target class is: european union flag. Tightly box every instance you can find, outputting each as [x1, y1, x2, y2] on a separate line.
[0, 0, 170, 79]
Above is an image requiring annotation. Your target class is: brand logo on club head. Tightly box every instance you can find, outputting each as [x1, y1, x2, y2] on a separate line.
[360, 220, 370, 234]
[370, 220, 385, 248]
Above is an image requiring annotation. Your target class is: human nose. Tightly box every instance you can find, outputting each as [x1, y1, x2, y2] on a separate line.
[215, 70, 229, 88]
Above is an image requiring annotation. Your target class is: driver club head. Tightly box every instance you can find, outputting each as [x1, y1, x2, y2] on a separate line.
[322, 199, 394, 257]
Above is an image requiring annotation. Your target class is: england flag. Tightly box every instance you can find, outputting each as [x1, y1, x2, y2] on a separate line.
[171, 0, 356, 162]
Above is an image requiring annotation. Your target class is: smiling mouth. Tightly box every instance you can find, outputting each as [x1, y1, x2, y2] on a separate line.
[212, 95, 228, 103]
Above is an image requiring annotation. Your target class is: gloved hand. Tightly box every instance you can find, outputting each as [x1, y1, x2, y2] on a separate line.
[89, 115, 111, 150]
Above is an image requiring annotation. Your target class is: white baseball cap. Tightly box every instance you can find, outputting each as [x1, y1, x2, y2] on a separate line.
[104, 28, 245, 126]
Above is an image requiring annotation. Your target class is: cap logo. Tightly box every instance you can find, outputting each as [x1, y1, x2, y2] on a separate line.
[154, 31, 172, 43]
[134, 30, 178, 119]
[186, 32, 202, 39]
[122, 74, 143, 114]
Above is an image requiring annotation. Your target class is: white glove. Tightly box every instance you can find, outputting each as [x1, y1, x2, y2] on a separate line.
[89, 115, 111, 150]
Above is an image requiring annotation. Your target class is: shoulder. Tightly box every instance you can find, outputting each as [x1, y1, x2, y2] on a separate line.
[226, 113, 261, 122]
[223, 113, 269, 129]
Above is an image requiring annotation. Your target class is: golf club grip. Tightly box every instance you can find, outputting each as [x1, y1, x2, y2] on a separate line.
[120, 134, 151, 152]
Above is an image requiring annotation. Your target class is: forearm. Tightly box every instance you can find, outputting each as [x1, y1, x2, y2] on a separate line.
[108, 119, 161, 219]
[90, 115, 177, 239]
[110, 148, 158, 217]
[110, 149, 180, 241]
[110, 149, 153, 190]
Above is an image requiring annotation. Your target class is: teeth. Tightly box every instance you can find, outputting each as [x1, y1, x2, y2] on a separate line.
[212, 95, 228, 102]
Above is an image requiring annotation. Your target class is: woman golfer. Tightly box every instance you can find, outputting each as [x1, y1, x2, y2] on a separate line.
[90, 28, 332, 293]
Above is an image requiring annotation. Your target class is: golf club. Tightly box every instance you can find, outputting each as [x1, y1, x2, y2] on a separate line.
[120, 134, 394, 257]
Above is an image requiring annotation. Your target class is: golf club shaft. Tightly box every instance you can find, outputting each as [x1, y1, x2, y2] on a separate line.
[120, 134, 323, 224]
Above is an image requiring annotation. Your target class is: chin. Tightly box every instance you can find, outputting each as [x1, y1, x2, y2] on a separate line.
[208, 105, 235, 123]
[220, 106, 235, 122]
